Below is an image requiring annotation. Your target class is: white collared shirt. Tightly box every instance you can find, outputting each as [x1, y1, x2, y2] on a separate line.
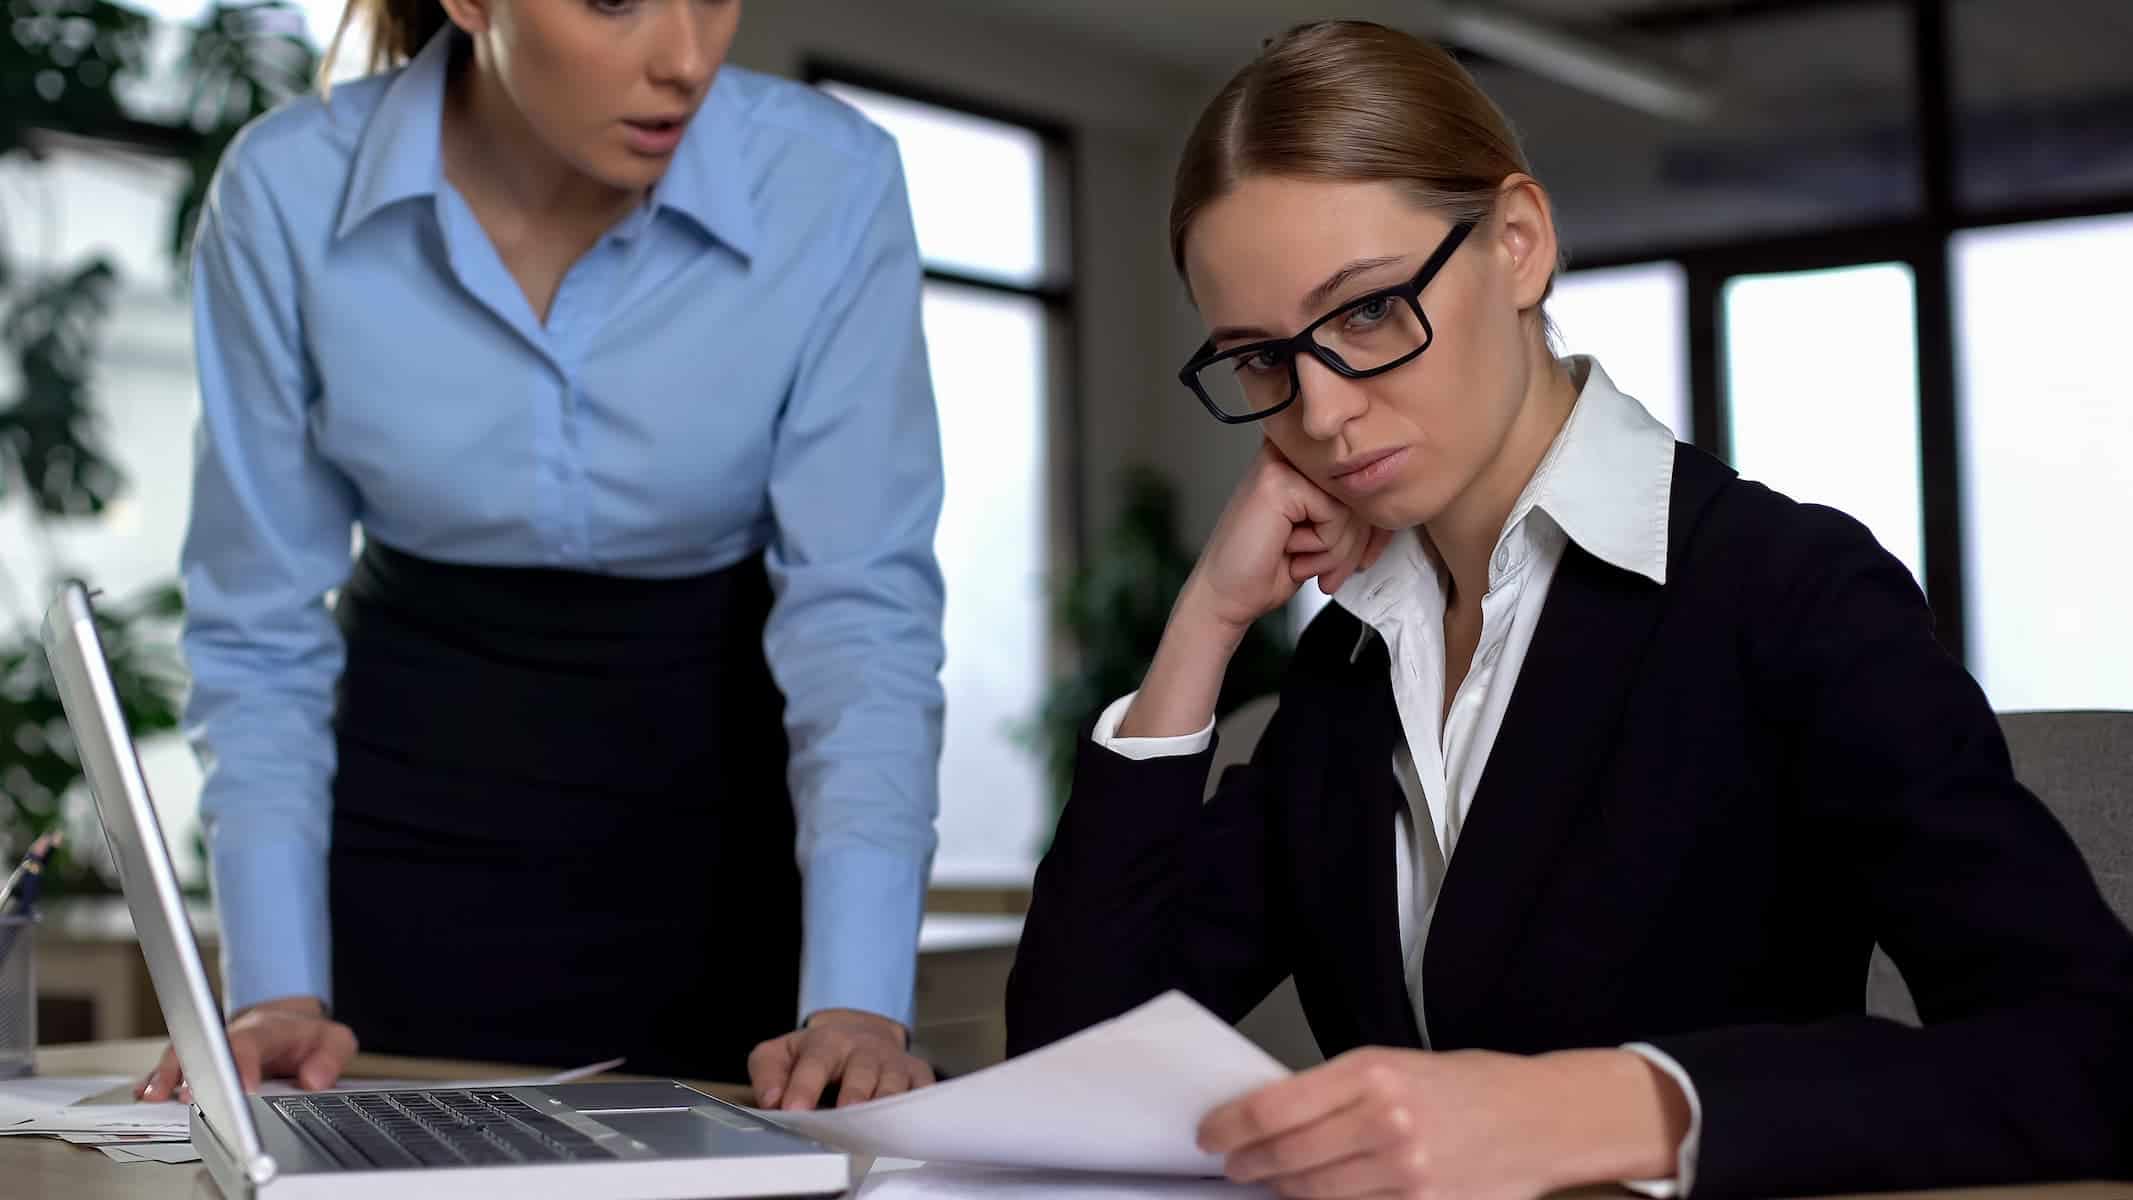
[1093, 358, 1702, 1195]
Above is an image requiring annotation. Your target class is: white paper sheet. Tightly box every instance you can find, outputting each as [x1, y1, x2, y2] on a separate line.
[0, 1075, 131, 1120]
[856, 1163, 1271, 1198]
[56, 1129, 192, 1145]
[753, 992, 1288, 1175]
[1, 1105, 191, 1137]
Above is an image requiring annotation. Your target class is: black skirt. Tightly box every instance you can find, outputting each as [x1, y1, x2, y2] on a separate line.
[327, 541, 799, 1083]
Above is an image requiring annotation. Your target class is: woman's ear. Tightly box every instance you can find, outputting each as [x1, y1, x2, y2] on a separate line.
[437, 0, 492, 36]
[1491, 175, 1560, 313]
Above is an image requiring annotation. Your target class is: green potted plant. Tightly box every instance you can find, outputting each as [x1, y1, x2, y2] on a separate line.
[0, 0, 316, 893]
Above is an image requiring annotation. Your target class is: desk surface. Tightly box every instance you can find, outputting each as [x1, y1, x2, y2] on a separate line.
[12, 1041, 2126, 1200]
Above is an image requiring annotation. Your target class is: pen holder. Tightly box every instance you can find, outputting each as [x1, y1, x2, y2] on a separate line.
[0, 914, 33, 1079]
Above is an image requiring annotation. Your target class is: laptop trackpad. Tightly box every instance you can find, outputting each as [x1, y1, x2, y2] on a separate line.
[596, 1110, 778, 1155]
[539, 1082, 718, 1111]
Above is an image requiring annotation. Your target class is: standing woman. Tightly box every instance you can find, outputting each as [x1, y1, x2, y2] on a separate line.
[1009, 20, 2133, 1198]
[151, 0, 946, 1110]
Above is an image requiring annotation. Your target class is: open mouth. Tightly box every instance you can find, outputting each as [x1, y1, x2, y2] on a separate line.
[621, 116, 687, 155]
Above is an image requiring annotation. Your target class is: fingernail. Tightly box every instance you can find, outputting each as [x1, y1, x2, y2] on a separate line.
[761, 1088, 780, 1108]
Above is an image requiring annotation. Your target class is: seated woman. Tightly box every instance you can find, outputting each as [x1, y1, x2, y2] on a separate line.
[1006, 20, 2133, 1200]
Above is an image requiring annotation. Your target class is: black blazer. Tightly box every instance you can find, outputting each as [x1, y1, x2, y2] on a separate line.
[1006, 445, 2133, 1198]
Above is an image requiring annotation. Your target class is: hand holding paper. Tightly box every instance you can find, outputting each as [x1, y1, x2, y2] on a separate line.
[754, 992, 1288, 1175]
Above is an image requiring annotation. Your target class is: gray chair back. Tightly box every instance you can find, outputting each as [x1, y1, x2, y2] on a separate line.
[1205, 694, 1281, 803]
[1206, 697, 1329, 1069]
[1868, 710, 2133, 1024]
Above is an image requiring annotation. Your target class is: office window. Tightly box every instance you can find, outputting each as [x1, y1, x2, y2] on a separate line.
[817, 85, 1051, 289]
[1723, 263, 1926, 585]
[1548, 262, 1692, 439]
[820, 78, 1068, 879]
[1955, 213, 2133, 710]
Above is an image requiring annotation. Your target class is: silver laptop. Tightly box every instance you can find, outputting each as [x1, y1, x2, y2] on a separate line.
[43, 581, 851, 1199]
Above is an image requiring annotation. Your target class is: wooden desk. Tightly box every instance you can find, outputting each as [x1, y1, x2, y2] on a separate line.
[12, 1041, 2127, 1200]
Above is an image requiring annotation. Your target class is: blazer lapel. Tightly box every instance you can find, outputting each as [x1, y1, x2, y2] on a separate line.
[1317, 625, 1426, 1052]
[1420, 544, 1669, 1047]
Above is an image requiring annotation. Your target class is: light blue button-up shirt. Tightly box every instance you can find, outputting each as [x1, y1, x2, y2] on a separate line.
[181, 30, 945, 1028]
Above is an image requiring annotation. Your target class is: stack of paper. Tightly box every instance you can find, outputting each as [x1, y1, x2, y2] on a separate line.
[3, 1103, 191, 1137]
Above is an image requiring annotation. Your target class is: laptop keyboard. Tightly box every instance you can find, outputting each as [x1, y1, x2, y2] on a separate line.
[270, 1089, 617, 1169]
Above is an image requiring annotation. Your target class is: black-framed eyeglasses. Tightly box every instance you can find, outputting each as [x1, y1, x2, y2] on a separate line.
[1178, 220, 1475, 424]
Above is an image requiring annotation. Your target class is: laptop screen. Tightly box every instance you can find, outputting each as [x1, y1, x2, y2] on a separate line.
[42, 582, 274, 1183]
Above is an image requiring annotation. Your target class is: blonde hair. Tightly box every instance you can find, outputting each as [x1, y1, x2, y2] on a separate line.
[322, 0, 451, 86]
[1170, 20, 1560, 305]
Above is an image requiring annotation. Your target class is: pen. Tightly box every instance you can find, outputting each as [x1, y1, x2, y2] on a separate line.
[0, 832, 61, 965]
[0, 832, 61, 916]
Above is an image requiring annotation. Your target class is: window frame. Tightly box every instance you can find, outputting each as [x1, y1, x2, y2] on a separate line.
[1552, 0, 2133, 665]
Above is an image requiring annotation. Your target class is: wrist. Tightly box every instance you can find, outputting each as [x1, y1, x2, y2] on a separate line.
[1173, 574, 1256, 647]
[804, 1008, 909, 1049]
[1531, 1049, 1689, 1191]
[1119, 624, 1238, 742]
[242, 995, 328, 1020]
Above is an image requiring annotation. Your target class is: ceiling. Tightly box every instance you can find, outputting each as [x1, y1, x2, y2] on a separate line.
[916, 0, 2133, 112]
[904, 0, 2133, 254]
[919, 0, 1796, 78]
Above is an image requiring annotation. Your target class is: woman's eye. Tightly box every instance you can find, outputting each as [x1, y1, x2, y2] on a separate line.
[1347, 297, 1393, 328]
[1238, 350, 1285, 375]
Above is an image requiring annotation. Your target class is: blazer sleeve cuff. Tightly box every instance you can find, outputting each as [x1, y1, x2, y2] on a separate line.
[1090, 691, 1216, 760]
[1620, 1041, 1704, 1197]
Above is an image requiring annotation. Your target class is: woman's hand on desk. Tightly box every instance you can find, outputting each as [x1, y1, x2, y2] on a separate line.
[138, 995, 358, 1101]
[1197, 1046, 1690, 1199]
[749, 1008, 936, 1111]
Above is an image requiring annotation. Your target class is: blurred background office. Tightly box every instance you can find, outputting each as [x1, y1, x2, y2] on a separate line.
[4, 0, 2129, 1063]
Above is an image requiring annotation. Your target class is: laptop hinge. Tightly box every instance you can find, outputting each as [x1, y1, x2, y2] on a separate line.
[194, 1103, 280, 1191]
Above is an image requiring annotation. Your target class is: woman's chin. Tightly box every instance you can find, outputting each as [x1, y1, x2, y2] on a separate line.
[1352, 486, 1442, 536]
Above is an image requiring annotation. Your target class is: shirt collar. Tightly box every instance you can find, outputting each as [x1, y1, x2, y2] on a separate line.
[643, 69, 760, 260]
[336, 26, 456, 241]
[1512, 355, 1675, 586]
[335, 29, 760, 262]
[1333, 355, 1677, 626]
